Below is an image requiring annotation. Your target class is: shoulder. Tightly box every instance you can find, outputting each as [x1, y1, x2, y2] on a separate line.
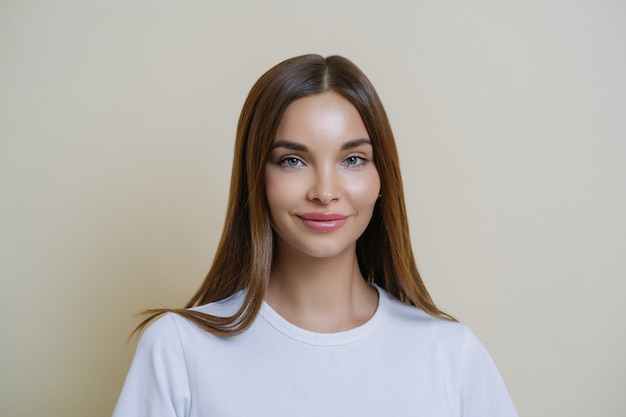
[114, 317, 193, 416]
[381, 287, 470, 340]
[134, 313, 187, 361]
[378, 287, 487, 361]
[137, 290, 247, 347]
[380, 289, 517, 415]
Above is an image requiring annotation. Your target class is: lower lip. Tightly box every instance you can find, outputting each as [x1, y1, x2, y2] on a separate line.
[300, 218, 347, 232]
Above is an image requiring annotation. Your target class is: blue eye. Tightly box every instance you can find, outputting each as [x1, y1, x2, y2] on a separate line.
[344, 155, 365, 166]
[280, 157, 303, 167]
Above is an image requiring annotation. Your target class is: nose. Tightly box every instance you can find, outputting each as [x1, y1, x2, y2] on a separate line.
[307, 166, 340, 204]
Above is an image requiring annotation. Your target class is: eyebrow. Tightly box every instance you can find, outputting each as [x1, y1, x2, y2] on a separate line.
[271, 138, 372, 151]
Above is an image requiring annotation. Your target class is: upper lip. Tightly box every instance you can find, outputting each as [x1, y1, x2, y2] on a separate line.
[298, 212, 347, 221]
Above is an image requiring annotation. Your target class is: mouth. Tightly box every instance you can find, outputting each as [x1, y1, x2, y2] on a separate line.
[297, 212, 348, 232]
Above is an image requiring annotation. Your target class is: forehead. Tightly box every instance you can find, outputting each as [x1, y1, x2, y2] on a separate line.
[274, 91, 369, 144]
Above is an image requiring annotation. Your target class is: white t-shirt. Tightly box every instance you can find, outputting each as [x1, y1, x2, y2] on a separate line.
[113, 286, 517, 416]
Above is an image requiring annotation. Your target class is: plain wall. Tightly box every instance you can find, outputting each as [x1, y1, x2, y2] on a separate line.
[1, 1, 624, 416]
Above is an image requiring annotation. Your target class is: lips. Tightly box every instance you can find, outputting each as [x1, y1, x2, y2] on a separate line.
[297, 212, 348, 232]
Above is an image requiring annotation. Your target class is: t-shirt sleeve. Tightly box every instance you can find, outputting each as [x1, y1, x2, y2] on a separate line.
[112, 314, 191, 417]
[459, 327, 518, 417]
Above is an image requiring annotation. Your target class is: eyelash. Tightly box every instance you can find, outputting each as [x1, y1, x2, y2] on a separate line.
[278, 156, 304, 167]
[277, 154, 368, 168]
[343, 155, 367, 166]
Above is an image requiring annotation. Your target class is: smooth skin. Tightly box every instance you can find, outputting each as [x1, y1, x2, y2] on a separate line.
[264, 91, 381, 333]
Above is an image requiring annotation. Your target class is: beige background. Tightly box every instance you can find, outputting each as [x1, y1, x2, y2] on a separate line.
[1, 1, 625, 416]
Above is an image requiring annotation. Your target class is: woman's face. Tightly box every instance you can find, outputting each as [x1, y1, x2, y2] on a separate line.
[264, 91, 381, 260]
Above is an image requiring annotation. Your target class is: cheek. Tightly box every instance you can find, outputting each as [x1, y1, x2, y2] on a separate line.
[264, 169, 274, 196]
[264, 168, 300, 212]
[345, 170, 381, 204]
[264, 169, 279, 211]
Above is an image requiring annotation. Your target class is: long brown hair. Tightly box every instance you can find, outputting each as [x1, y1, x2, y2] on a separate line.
[136, 54, 454, 337]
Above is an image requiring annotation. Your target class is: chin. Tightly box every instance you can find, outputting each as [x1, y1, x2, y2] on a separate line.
[277, 239, 357, 261]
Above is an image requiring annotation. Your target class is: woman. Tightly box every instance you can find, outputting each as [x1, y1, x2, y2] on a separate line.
[113, 54, 517, 416]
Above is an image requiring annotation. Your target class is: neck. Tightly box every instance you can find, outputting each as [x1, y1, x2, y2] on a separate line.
[265, 243, 378, 332]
